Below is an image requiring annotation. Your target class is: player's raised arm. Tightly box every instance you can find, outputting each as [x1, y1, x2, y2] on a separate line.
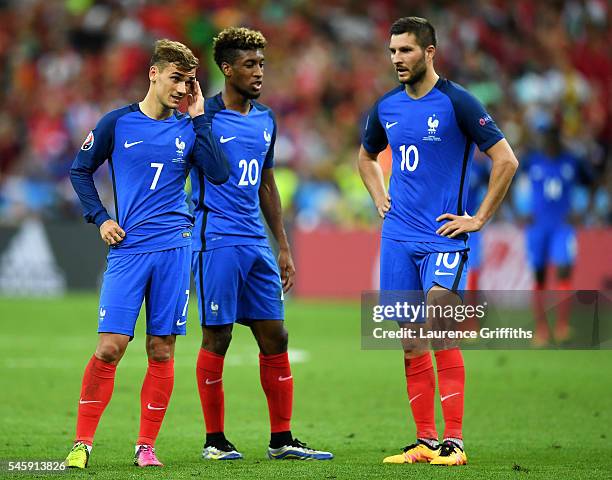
[70, 114, 125, 246]
[189, 79, 230, 185]
[359, 102, 391, 218]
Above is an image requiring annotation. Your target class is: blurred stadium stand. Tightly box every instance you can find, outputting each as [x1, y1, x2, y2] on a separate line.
[0, 0, 609, 296]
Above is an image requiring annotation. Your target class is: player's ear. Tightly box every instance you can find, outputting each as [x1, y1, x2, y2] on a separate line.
[149, 65, 159, 83]
[221, 62, 232, 78]
[426, 45, 436, 61]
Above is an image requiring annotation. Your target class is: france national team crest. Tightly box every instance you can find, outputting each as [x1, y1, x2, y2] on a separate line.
[173, 136, 186, 163]
[81, 131, 94, 150]
[423, 114, 441, 142]
[263, 129, 272, 145]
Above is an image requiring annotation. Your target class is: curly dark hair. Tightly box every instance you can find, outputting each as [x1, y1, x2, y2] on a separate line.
[213, 27, 267, 69]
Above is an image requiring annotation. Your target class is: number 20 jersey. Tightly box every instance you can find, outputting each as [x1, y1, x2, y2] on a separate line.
[361, 78, 504, 251]
[191, 93, 276, 252]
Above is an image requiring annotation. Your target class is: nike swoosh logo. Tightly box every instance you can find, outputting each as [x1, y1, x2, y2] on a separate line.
[220, 136, 236, 144]
[79, 399, 102, 404]
[176, 319, 187, 326]
[440, 392, 461, 402]
[385, 121, 398, 129]
[124, 140, 143, 148]
[408, 393, 422, 404]
[278, 375, 293, 382]
[147, 403, 166, 411]
[434, 270, 454, 276]
[205, 378, 222, 385]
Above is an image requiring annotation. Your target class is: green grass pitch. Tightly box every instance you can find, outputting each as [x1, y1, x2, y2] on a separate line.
[0, 294, 611, 479]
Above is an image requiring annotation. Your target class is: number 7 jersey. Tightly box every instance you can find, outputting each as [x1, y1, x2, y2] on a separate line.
[190, 93, 276, 251]
[71, 103, 228, 254]
[361, 78, 504, 251]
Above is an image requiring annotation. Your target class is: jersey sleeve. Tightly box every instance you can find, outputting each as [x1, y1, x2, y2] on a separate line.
[69, 111, 117, 227]
[361, 101, 388, 154]
[191, 114, 230, 185]
[447, 85, 504, 152]
[263, 111, 276, 169]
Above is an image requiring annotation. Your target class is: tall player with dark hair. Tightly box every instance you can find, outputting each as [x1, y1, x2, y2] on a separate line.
[66, 39, 228, 468]
[191, 27, 333, 461]
[359, 17, 518, 466]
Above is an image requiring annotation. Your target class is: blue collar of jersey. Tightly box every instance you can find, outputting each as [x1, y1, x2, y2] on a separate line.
[134, 102, 183, 122]
[212, 92, 256, 116]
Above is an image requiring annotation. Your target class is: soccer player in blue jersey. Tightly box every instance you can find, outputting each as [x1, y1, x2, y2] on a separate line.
[359, 17, 518, 466]
[65, 39, 229, 468]
[523, 125, 591, 344]
[191, 27, 332, 461]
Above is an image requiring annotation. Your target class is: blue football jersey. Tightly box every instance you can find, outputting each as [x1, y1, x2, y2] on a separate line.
[191, 93, 276, 251]
[71, 103, 228, 254]
[523, 151, 580, 226]
[362, 78, 504, 251]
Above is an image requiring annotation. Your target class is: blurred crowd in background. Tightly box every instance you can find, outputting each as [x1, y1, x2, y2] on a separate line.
[0, 0, 610, 229]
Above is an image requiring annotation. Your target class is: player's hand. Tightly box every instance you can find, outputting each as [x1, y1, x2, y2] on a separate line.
[278, 247, 296, 293]
[187, 79, 205, 118]
[436, 212, 483, 238]
[376, 193, 391, 218]
[99, 219, 126, 246]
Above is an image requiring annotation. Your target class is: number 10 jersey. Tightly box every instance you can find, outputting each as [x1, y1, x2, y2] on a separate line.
[361, 78, 504, 252]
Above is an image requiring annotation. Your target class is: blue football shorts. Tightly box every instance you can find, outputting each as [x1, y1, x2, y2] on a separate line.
[380, 237, 468, 294]
[98, 245, 191, 337]
[526, 223, 577, 270]
[192, 245, 284, 326]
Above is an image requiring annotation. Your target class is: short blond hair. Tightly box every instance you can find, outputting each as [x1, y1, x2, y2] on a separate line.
[213, 27, 267, 68]
[150, 39, 199, 71]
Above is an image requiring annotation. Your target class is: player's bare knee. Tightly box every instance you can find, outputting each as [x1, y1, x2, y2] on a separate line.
[148, 349, 173, 362]
[261, 328, 289, 355]
[252, 322, 288, 355]
[145, 335, 175, 361]
[201, 326, 232, 355]
[95, 342, 125, 364]
[277, 327, 289, 351]
[403, 343, 428, 358]
[403, 347, 429, 359]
